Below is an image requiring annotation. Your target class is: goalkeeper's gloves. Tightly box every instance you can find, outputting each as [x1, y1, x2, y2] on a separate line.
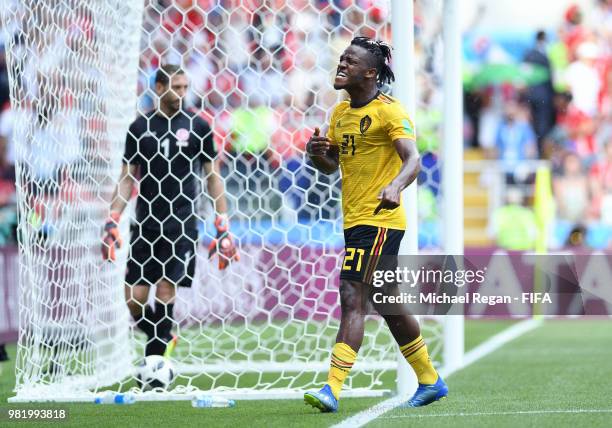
[102, 211, 122, 261]
[208, 214, 239, 270]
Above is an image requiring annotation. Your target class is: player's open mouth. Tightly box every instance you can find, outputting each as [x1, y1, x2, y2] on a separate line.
[334, 72, 348, 85]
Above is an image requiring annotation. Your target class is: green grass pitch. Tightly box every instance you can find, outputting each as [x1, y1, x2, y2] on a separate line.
[1, 319, 610, 428]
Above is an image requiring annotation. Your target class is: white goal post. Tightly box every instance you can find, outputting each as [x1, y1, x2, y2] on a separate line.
[1, 0, 464, 403]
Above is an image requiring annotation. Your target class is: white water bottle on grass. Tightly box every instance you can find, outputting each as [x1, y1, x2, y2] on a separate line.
[94, 391, 136, 405]
[191, 394, 235, 408]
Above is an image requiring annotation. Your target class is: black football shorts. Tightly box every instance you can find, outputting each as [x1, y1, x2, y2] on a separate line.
[340, 225, 404, 285]
[126, 226, 197, 288]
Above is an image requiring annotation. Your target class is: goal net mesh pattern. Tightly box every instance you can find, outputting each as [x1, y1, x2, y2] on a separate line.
[1, 0, 144, 399]
[2, 0, 450, 401]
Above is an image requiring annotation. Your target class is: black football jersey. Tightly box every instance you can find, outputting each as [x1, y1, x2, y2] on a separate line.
[122, 110, 216, 237]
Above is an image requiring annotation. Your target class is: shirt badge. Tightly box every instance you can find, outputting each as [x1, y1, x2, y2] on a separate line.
[176, 128, 189, 141]
[360, 115, 372, 134]
[176, 128, 190, 147]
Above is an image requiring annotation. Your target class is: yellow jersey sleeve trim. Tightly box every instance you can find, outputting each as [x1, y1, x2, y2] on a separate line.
[377, 93, 394, 104]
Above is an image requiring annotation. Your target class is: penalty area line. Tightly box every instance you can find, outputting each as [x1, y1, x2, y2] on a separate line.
[331, 318, 543, 428]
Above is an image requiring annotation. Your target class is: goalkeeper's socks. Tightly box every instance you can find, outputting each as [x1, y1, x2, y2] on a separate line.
[145, 302, 175, 357]
[155, 302, 174, 337]
[400, 335, 438, 385]
[327, 342, 357, 400]
[135, 305, 155, 339]
[0, 344, 8, 361]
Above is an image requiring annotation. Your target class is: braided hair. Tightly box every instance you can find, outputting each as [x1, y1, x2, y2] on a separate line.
[350, 36, 395, 87]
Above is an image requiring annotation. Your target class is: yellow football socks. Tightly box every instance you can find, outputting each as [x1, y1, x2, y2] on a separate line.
[327, 342, 357, 399]
[400, 335, 438, 385]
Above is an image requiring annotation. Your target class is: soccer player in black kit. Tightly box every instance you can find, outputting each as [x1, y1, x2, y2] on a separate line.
[102, 64, 239, 356]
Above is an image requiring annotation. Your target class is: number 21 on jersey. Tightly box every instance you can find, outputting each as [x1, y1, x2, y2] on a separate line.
[341, 134, 356, 156]
[342, 247, 365, 272]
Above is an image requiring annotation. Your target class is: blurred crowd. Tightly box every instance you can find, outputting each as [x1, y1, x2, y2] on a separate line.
[0, 0, 394, 243]
[461, 1, 612, 249]
[134, 0, 397, 223]
[137, 0, 389, 153]
[0, 0, 612, 249]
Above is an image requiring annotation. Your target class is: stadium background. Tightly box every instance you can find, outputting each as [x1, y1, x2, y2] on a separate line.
[0, 0, 610, 250]
[1, 1, 611, 326]
[0, 0, 610, 426]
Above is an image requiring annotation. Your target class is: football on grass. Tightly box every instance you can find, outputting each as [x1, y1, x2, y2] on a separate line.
[136, 355, 176, 391]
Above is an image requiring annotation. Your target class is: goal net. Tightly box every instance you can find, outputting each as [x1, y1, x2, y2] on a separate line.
[1, 0, 144, 400]
[2, 0, 460, 402]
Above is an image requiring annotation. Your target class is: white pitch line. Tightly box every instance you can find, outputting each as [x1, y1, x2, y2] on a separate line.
[379, 409, 612, 419]
[331, 318, 543, 428]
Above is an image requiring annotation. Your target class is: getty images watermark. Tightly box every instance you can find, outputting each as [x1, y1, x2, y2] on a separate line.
[368, 254, 612, 316]
[372, 265, 487, 287]
[372, 265, 551, 306]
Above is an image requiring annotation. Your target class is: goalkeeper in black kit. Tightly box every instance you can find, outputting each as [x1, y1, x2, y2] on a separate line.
[102, 64, 239, 356]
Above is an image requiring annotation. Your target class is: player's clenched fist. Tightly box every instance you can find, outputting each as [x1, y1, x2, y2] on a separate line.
[306, 127, 333, 157]
[208, 214, 239, 270]
[102, 211, 122, 261]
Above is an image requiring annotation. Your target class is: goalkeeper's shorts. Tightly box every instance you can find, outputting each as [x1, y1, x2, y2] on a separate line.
[340, 225, 404, 285]
[125, 226, 197, 288]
